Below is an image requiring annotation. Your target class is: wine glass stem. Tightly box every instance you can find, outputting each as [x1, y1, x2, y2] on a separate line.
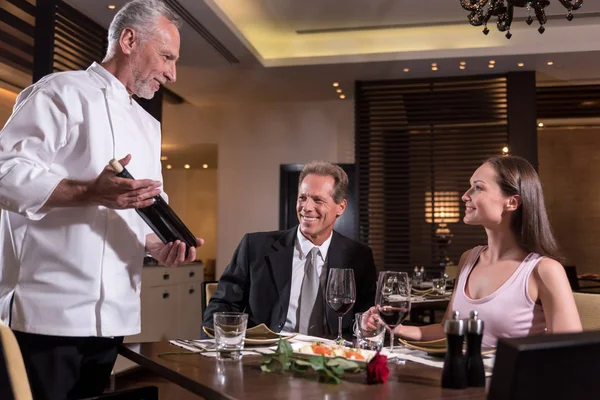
[337, 316, 343, 341]
[390, 328, 395, 352]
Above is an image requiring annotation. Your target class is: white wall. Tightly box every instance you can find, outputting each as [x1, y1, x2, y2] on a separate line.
[162, 168, 218, 264]
[162, 100, 354, 277]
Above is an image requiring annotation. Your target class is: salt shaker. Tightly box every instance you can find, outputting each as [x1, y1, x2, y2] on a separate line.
[441, 310, 467, 389]
[466, 310, 486, 387]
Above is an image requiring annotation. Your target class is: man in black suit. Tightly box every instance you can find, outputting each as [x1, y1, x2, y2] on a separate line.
[203, 161, 377, 337]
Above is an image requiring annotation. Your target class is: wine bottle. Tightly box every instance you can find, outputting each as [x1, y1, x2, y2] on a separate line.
[109, 159, 197, 256]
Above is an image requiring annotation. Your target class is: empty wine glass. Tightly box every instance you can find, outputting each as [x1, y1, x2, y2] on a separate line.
[375, 271, 411, 354]
[326, 268, 356, 344]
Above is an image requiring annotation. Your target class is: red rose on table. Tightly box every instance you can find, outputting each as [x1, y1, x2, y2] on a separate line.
[367, 351, 390, 384]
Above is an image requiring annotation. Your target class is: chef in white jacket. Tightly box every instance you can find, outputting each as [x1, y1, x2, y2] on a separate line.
[0, 1, 202, 399]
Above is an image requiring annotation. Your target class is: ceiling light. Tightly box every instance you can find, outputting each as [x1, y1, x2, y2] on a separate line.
[333, 82, 339, 87]
[459, 66, 466, 70]
[489, 60, 496, 65]
[488, 64, 495, 68]
[184, 164, 191, 169]
[160, 156, 168, 161]
[518, 62, 525, 67]
[403, 68, 409, 72]
[108, 5, 116, 9]
[336, 89, 342, 93]
[431, 63, 437, 67]
[460, 1, 582, 38]
[432, 67, 438, 71]
[547, 61, 554, 66]
[538, 122, 544, 127]
[502, 146, 509, 154]
[202, 164, 208, 169]
[340, 94, 346, 99]
[460, 61, 466, 66]
[166, 164, 172, 169]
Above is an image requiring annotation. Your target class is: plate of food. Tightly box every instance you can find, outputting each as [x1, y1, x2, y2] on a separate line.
[292, 342, 376, 363]
[202, 323, 296, 345]
[398, 338, 495, 357]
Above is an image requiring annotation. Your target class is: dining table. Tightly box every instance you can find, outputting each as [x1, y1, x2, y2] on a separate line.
[118, 341, 488, 400]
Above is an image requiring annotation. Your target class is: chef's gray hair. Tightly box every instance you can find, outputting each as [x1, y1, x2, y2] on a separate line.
[104, 0, 182, 60]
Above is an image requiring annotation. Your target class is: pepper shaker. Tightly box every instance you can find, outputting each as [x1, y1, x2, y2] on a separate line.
[466, 310, 486, 387]
[441, 310, 468, 389]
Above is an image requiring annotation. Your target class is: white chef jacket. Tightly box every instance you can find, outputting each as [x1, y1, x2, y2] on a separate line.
[0, 62, 163, 337]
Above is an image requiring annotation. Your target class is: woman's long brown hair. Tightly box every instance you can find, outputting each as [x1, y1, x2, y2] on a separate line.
[486, 156, 562, 261]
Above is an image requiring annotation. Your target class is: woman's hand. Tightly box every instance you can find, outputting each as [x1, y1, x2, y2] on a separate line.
[364, 306, 382, 331]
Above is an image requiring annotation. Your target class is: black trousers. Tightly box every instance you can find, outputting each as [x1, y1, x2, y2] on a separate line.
[13, 331, 124, 400]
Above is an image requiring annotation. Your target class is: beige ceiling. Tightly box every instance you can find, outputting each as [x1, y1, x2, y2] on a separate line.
[205, 0, 600, 66]
[64, 1, 600, 104]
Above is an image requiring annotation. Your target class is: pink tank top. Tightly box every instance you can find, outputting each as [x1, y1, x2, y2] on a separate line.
[452, 246, 547, 347]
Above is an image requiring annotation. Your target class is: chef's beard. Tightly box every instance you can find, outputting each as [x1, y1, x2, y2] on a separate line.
[132, 69, 155, 99]
[129, 50, 156, 100]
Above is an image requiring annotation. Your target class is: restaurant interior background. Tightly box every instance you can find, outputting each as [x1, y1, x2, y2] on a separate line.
[1, 0, 600, 281]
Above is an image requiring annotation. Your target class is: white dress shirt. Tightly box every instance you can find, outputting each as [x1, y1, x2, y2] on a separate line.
[0, 62, 163, 337]
[282, 227, 332, 332]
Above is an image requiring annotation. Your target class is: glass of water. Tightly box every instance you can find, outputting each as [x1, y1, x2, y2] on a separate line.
[213, 312, 248, 361]
[428, 271, 447, 295]
[353, 312, 385, 351]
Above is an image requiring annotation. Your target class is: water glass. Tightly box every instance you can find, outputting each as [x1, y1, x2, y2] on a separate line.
[426, 271, 447, 295]
[432, 277, 447, 295]
[353, 312, 385, 351]
[213, 312, 248, 361]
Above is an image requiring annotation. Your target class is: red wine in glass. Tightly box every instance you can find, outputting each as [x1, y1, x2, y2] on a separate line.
[327, 297, 356, 317]
[375, 271, 412, 355]
[326, 269, 356, 344]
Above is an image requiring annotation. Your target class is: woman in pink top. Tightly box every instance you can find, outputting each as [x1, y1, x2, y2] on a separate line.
[366, 156, 582, 346]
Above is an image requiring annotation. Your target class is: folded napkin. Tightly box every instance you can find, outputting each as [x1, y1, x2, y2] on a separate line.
[168, 334, 335, 358]
[168, 339, 277, 357]
[382, 347, 495, 377]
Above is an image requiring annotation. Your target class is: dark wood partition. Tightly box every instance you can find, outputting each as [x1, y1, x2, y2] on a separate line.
[354, 74, 533, 271]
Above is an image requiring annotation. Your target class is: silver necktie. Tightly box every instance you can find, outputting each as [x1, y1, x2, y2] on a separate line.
[298, 247, 322, 335]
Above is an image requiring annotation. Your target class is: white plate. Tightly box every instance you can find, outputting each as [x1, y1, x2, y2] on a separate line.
[292, 342, 376, 363]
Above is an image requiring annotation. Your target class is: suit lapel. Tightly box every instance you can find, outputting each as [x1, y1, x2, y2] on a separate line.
[266, 228, 296, 318]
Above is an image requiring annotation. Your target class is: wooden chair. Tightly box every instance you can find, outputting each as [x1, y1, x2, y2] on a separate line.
[201, 281, 218, 315]
[0, 323, 158, 400]
[444, 264, 458, 281]
[0, 322, 32, 400]
[573, 292, 600, 331]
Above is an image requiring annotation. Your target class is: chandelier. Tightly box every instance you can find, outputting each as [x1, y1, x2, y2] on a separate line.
[459, 1, 583, 39]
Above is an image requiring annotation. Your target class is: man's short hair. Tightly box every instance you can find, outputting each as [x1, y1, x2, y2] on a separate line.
[105, 0, 182, 60]
[298, 161, 348, 204]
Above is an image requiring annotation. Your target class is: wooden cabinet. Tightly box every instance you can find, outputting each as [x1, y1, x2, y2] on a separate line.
[114, 263, 204, 374]
[126, 264, 205, 343]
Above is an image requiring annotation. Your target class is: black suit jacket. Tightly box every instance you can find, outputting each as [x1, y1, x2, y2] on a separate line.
[202, 227, 377, 335]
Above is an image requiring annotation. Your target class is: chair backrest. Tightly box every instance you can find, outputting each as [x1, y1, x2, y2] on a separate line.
[573, 292, 600, 331]
[563, 265, 580, 291]
[0, 323, 33, 400]
[444, 265, 458, 280]
[201, 281, 218, 315]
